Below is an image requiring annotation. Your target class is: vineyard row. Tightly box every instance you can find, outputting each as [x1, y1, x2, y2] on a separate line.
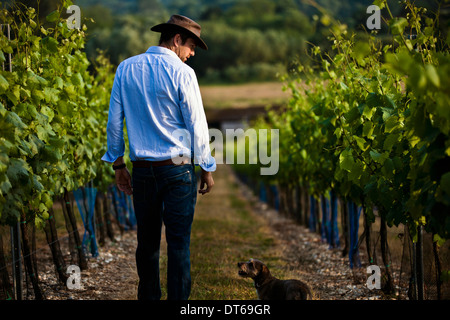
[232, 0, 449, 298]
[0, 1, 123, 300]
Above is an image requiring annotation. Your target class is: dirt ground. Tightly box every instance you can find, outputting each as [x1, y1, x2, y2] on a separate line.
[30, 164, 388, 300]
[36, 229, 139, 300]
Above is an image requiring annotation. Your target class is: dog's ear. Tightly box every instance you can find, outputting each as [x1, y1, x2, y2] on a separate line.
[253, 260, 269, 276]
[260, 264, 270, 276]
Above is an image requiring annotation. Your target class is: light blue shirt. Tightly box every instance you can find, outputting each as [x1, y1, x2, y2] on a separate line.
[101, 46, 216, 172]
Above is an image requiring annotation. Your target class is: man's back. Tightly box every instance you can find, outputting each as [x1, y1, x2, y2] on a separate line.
[103, 45, 213, 170]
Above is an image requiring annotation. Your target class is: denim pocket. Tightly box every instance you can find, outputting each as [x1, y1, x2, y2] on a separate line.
[164, 169, 192, 200]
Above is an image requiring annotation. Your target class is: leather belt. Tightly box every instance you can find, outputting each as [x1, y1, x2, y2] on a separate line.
[132, 157, 190, 168]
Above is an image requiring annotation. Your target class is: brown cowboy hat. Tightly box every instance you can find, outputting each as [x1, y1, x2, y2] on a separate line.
[151, 14, 208, 50]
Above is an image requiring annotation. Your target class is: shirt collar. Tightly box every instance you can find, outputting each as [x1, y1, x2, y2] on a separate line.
[146, 46, 180, 60]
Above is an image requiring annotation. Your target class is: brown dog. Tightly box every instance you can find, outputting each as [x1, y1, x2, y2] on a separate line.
[237, 258, 312, 300]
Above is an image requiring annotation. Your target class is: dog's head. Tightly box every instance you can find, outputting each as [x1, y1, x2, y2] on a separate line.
[237, 258, 269, 279]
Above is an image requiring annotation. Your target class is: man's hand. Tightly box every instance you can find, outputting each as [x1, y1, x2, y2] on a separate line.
[113, 157, 133, 195]
[199, 170, 214, 195]
[115, 167, 133, 195]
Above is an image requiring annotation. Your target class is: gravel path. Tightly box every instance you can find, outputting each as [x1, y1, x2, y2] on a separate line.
[240, 184, 383, 300]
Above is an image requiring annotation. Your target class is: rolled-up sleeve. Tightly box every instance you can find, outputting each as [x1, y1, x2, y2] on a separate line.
[101, 64, 125, 163]
[179, 68, 216, 172]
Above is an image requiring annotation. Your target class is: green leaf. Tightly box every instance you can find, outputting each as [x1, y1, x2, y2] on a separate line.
[383, 95, 396, 109]
[339, 149, 355, 172]
[43, 87, 60, 104]
[46, 10, 59, 22]
[370, 149, 387, 164]
[20, 87, 31, 99]
[339, 82, 348, 90]
[363, 121, 374, 138]
[384, 116, 399, 133]
[6, 158, 30, 186]
[381, 158, 394, 178]
[433, 234, 446, 247]
[353, 135, 368, 151]
[383, 50, 413, 75]
[18, 139, 32, 157]
[32, 175, 44, 192]
[381, 108, 393, 121]
[352, 42, 371, 66]
[300, 149, 307, 159]
[36, 125, 49, 142]
[41, 36, 58, 53]
[71, 73, 84, 88]
[6, 111, 27, 130]
[0, 118, 17, 144]
[344, 107, 361, 123]
[42, 145, 62, 163]
[373, 0, 386, 9]
[362, 105, 375, 120]
[383, 133, 399, 152]
[425, 65, 440, 88]
[41, 192, 53, 209]
[47, 136, 65, 149]
[29, 19, 37, 29]
[38, 203, 49, 216]
[0, 176, 12, 195]
[26, 70, 48, 87]
[392, 156, 402, 170]
[389, 17, 408, 35]
[40, 106, 55, 122]
[6, 85, 20, 105]
[64, 85, 77, 99]
[0, 102, 6, 117]
[320, 14, 331, 26]
[27, 135, 40, 156]
[31, 89, 45, 103]
[0, 74, 9, 93]
[348, 161, 363, 181]
[366, 92, 382, 108]
[54, 77, 64, 89]
[409, 64, 427, 89]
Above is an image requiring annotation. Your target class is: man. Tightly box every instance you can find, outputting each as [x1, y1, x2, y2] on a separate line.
[101, 15, 216, 300]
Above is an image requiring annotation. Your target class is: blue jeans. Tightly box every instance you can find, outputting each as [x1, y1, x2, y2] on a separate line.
[132, 163, 197, 300]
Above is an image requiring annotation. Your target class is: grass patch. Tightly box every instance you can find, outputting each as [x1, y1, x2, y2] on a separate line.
[190, 179, 275, 300]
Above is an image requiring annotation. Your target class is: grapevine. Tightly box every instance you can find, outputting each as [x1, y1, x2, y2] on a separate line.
[235, 0, 449, 258]
[0, 0, 117, 228]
